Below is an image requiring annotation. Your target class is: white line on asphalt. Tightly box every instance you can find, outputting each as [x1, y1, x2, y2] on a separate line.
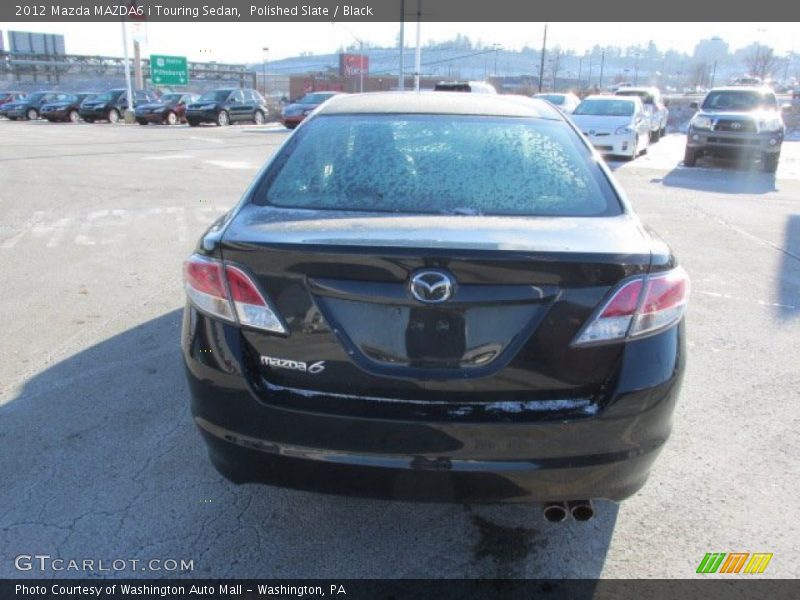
[189, 136, 225, 144]
[696, 290, 798, 311]
[202, 160, 257, 170]
[141, 154, 193, 160]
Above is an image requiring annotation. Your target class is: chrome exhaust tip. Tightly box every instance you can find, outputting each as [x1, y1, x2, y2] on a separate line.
[568, 500, 595, 522]
[543, 501, 568, 522]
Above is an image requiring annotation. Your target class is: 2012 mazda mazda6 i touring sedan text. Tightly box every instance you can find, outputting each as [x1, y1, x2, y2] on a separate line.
[181, 92, 689, 511]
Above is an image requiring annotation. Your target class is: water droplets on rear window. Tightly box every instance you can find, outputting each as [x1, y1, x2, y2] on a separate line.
[261, 115, 618, 217]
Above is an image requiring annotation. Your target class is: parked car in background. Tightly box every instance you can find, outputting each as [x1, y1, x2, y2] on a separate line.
[0, 92, 27, 118]
[433, 81, 497, 94]
[684, 86, 786, 172]
[571, 95, 651, 159]
[182, 92, 688, 508]
[2, 91, 61, 120]
[79, 89, 160, 123]
[41, 93, 97, 123]
[136, 92, 199, 125]
[534, 92, 581, 114]
[614, 86, 668, 141]
[280, 91, 341, 129]
[185, 88, 269, 127]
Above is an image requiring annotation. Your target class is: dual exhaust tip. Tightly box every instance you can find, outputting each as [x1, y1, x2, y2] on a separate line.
[543, 500, 595, 522]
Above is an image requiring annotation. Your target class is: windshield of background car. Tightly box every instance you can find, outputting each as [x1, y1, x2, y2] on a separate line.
[256, 114, 620, 217]
[298, 93, 336, 104]
[161, 93, 183, 103]
[198, 90, 232, 102]
[701, 90, 777, 110]
[573, 99, 635, 116]
[538, 95, 566, 105]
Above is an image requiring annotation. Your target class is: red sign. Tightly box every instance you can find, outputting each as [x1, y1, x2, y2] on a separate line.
[339, 53, 369, 78]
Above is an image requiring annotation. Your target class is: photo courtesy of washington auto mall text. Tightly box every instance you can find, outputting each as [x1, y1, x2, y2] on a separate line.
[1, 0, 800, 599]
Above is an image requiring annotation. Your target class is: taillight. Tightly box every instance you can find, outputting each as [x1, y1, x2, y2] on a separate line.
[183, 256, 235, 322]
[572, 266, 689, 346]
[224, 264, 287, 333]
[183, 254, 287, 334]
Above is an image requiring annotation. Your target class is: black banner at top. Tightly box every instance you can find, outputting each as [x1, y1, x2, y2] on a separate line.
[1, 0, 799, 22]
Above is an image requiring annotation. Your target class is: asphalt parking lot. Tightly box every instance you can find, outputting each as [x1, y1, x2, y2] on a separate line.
[1, 119, 798, 579]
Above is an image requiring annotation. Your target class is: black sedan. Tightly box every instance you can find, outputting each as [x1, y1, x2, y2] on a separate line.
[79, 89, 160, 123]
[40, 93, 97, 123]
[185, 88, 269, 126]
[182, 93, 689, 513]
[2, 91, 60, 120]
[135, 92, 199, 125]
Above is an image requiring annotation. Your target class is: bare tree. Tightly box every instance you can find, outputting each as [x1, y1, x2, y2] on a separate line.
[549, 47, 563, 91]
[745, 45, 780, 80]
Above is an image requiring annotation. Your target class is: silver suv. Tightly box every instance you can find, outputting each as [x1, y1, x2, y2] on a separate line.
[615, 86, 668, 142]
[685, 86, 786, 173]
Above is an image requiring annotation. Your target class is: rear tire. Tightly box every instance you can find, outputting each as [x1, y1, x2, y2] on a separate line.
[253, 110, 265, 125]
[216, 110, 230, 126]
[285, 122, 297, 130]
[661, 126, 667, 137]
[650, 128, 660, 143]
[68, 110, 80, 123]
[26, 108, 38, 120]
[762, 153, 780, 173]
[165, 111, 178, 125]
[108, 108, 120, 124]
[683, 147, 697, 167]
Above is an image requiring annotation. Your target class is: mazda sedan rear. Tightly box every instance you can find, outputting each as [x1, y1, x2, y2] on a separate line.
[182, 92, 688, 508]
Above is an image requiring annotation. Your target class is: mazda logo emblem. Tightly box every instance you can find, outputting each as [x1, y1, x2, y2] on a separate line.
[409, 270, 455, 303]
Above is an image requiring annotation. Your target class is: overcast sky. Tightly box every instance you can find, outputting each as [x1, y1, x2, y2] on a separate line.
[3, 22, 799, 63]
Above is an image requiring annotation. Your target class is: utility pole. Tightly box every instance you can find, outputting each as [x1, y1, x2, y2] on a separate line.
[414, 0, 421, 92]
[599, 50, 607, 89]
[398, 0, 405, 90]
[538, 23, 547, 92]
[577, 57, 582, 89]
[120, 20, 134, 123]
[587, 54, 593, 89]
[133, 39, 143, 90]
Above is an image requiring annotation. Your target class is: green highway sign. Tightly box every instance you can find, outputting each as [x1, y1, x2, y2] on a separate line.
[150, 54, 189, 86]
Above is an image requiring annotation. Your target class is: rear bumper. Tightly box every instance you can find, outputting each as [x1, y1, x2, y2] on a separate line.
[182, 307, 686, 503]
[687, 128, 783, 155]
[281, 115, 305, 127]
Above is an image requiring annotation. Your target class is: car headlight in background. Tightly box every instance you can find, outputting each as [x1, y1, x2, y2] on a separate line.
[614, 125, 633, 135]
[758, 116, 783, 133]
[690, 115, 713, 130]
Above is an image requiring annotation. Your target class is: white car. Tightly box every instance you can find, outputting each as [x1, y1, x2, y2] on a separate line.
[533, 92, 581, 114]
[571, 95, 651, 160]
[614, 86, 669, 141]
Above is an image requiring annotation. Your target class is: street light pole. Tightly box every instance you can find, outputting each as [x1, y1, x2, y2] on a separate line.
[262, 46, 269, 97]
[398, 0, 405, 90]
[120, 20, 134, 122]
[598, 49, 605, 90]
[414, 0, 422, 92]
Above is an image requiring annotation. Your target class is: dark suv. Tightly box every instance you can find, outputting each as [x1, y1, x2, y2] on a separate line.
[185, 88, 269, 126]
[79, 89, 160, 123]
[684, 86, 787, 172]
[135, 92, 199, 125]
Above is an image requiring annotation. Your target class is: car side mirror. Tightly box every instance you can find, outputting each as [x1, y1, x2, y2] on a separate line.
[690, 101, 699, 109]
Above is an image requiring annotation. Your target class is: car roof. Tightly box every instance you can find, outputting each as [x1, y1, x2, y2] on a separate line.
[582, 94, 640, 103]
[615, 87, 657, 93]
[317, 91, 563, 119]
[707, 86, 774, 93]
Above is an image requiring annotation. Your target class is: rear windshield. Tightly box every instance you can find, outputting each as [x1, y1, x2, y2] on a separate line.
[537, 95, 565, 105]
[573, 99, 635, 116]
[701, 90, 777, 110]
[255, 114, 620, 217]
[616, 90, 654, 104]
